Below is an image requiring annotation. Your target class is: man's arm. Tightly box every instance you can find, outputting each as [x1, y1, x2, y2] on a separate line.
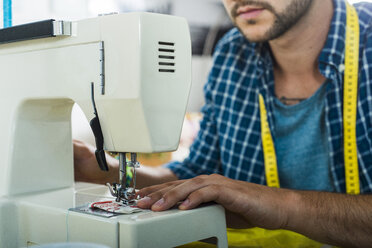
[288, 190, 372, 247]
[136, 174, 372, 248]
[73, 139, 178, 188]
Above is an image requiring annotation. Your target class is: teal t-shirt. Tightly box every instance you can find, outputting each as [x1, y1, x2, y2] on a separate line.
[273, 82, 334, 192]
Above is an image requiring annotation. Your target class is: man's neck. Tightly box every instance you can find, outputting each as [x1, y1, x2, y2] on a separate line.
[269, 0, 334, 104]
[269, 0, 333, 75]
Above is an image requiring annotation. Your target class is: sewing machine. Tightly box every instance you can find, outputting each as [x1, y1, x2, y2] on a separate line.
[0, 13, 227, 247]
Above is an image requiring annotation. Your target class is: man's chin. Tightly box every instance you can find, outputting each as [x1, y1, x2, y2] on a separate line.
[239, 30, 270, 43]
[243, 35, 270, 43]
[236, 25, 272, 43]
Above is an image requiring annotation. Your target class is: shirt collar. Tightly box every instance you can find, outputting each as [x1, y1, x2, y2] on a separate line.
[253, 42, 273, 75]
[318, 0, 347, 78]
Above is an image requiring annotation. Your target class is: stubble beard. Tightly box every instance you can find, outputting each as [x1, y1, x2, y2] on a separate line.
[232, 0, 313, 43]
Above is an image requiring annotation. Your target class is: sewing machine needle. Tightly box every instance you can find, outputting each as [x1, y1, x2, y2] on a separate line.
[119, 153, 126, 188]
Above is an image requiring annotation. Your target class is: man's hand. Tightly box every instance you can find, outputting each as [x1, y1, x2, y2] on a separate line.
[137, 174, 293, 230]
[137, 174, 372, 247]
[73, 139, 118, 184]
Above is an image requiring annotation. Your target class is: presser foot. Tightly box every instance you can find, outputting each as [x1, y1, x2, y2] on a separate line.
[106, 183, 139, 206]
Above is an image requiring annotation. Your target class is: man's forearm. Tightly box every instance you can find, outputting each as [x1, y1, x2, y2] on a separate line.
[136, 166, 178, 188]
[285, 191, 372, 247]
[103, 158, 178, 188]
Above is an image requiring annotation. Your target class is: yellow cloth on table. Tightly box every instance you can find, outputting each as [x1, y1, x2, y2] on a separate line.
[177, 228, 325, 248]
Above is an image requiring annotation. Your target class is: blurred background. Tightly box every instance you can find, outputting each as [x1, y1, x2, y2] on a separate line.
[1, 0, 370, 165]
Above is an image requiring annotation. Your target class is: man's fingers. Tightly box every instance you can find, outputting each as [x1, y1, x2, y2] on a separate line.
[178, 184, 220, 210]
[137, 181, 186, 209]
[137, 185, 177, 209]
[137, 180, 185, 198]
[137, 174, 227, 211]
[149, 175, 212, 211]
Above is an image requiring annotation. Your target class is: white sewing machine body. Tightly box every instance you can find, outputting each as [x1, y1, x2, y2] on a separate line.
[1, 183, 227, 247]
[0, 13, 227, 247]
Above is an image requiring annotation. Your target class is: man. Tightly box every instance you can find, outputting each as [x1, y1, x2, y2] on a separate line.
[74, 0, 372, 246]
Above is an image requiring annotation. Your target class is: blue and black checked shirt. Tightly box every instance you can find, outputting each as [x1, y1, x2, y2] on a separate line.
[166, 0, 372, 193]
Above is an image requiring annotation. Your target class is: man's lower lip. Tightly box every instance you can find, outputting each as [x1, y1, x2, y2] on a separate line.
[238, 9, 264, 20]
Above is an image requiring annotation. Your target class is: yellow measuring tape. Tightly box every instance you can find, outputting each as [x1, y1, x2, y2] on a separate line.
[259, 94, 280, 188]
[343, 2, 360, 195]
[259, 2, 360, 194]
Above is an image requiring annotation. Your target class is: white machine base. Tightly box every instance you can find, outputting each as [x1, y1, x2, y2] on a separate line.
[0, 183, 228, 248]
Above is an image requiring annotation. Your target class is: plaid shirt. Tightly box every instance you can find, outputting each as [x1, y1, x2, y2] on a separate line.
[166, 0, 372, 193]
